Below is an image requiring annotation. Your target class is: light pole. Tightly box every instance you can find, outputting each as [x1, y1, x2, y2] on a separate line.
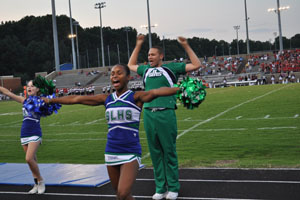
[107, 45, 111, 66]
[273, 32, 277, 50]
[146, 0, 152, 48]
[124, 27, 130, 62]
[233, 25, 240, 56]
[51, 0, 60, 71]
[214, 46, 217, 57]
[95, 2, 106, 67]
[268, 1, 290, 53]
[73, 21, 80, 69]
[117, 44, 120, 63]
[162, 35, 166, 61]
[97, 48, 100, 67]
[244, 0, 250, 54]
[68, 0, 77, 69]
[222, 43, 225, 56]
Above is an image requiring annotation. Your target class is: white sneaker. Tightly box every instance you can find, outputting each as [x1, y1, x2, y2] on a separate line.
[37, 181, 46, 194]
[152, 192, 167, 200]
[166, 191, 178, 200]
[28, 184, 38, 194]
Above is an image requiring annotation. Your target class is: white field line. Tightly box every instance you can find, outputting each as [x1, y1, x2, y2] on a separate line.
[176, 85, 289, 140]
[219, 116, 299, 121]
[85, 118, 105, 124]
[184, 117, 192, 121]
[257, 126, 297, 130]
[236, 116, 242, 120]
[0, 126, 298, 139]
[1, 115, 297, 128]
[137, 178, 300, 184]
[0, 112, 22, 116]
[142, 84, 290, 160]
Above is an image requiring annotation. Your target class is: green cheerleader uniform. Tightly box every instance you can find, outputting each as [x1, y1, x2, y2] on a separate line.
[137, 62, 186, 193]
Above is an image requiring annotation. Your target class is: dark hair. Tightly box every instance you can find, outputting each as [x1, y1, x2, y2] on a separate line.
[151, 46, 164, 55]
[114, 64, 130, 76]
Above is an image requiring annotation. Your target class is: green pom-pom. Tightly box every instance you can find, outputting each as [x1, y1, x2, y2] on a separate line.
[175, 76, 206, 109]
[33, 75, 56, 95]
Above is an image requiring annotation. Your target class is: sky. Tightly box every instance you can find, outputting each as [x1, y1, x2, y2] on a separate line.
[0, 0, 299, 43]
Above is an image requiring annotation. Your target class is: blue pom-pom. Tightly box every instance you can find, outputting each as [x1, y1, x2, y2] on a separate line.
[24, 95, 61, 117]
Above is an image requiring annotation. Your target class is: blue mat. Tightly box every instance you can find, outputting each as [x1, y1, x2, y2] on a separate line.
[0, 163, 110, 187]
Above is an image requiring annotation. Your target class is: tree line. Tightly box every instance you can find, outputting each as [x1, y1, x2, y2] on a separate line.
[0, 15, 299, 83]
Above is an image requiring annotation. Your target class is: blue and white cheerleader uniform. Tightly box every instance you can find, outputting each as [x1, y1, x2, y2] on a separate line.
[20, 98, 42, 145]
[104, 90, 142, 166]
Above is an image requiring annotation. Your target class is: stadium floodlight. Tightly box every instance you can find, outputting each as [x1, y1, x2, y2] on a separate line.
[268, 0, 290, 54]
[95, 2, 106, 67]
[68, 34, 76, 39]
[140, 23, 158, 48]
[68, 0, 77, 70]
[233, 25, 240, 57]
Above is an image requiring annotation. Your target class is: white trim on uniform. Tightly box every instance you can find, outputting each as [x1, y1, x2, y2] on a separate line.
[105, 153, 142, 167]
[21, 136, 42, 145]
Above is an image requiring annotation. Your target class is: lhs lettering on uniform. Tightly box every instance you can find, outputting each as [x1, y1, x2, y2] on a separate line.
[148, 70, 162, 77]
[106, 109, 132, 122]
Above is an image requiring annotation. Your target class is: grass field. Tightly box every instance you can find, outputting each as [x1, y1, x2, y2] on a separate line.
[0, 83, 299, 168]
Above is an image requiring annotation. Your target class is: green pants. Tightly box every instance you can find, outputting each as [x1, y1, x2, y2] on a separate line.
[143, 108, 180, 193]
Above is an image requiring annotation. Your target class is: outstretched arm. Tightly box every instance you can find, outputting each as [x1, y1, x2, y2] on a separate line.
[0, 86, 24, 103]
[177, 36, 202, 72]
[44, 94, 107, 106]
[135, 87, 179, 105]
[128, 34, 145, 72]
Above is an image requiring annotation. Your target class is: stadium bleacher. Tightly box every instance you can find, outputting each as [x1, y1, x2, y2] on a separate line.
[42, 49, 299, 94]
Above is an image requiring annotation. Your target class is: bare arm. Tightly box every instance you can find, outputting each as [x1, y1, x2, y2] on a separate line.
[177, 36, 202, 72]
[0, 86, 24, 103]
[45, 94, 107, 106]
[128, 34, 145, 72]
[135, 87, 179, 104]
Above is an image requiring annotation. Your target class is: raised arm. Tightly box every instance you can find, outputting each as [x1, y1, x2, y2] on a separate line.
[177, 36, 202, 72]
[0, 86, 24, 103]
[128, 34, 145, 72]
[44, 94, 107, 106]
[135, 87, 179, 105]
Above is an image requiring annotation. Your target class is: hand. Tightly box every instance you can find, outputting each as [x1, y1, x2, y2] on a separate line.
[136, 34, 145, 46]
[177, 36, 188, 46]
[41, 97, 50, 104]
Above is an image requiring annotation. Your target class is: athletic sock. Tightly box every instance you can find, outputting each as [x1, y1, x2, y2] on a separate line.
[34, 178, 38, 185]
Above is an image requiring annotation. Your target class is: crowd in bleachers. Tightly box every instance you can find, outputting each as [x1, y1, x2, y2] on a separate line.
[259, 49, 300, 74]
[196, 56, 244, 76]
[56, 86, 95, 97]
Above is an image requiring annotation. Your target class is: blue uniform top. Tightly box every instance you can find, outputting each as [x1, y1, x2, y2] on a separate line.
[21, 98, 42, 138]
[104, 90, 142, 156]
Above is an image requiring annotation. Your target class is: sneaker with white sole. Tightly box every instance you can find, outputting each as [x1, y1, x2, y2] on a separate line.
[28, 184, 38, 194]
[37, 181, 46, 194]
[152, 192, 167, 200]
[166, 191, 178, 200]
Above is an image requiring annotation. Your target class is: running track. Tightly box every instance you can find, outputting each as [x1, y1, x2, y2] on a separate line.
[0, 168, 299, 200]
